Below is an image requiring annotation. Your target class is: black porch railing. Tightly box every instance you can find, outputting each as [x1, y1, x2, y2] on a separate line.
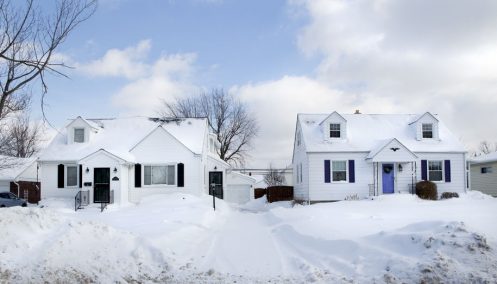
[75, 191, 89, 211]
[100, 190, 114, 212]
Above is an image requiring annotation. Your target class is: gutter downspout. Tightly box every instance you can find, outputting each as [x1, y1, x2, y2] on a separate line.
[13, 180, 20, 197]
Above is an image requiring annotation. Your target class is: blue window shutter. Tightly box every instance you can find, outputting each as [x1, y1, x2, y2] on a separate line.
[348, 160, 355, 183]
[177, 163, 185, 187]
[324, 160, 331, 183]
[135, 164, 142, 188]
[444, 160, 451, 182]
[421, 160, 427, 180]
[57, 164, 64, 188]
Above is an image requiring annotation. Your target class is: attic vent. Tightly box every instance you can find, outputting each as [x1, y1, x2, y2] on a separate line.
[305, 120, 315, 124]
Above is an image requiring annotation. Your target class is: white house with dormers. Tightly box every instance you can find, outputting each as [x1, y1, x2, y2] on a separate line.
[38, 116, 254, 207]
[292, 111, 469, 202]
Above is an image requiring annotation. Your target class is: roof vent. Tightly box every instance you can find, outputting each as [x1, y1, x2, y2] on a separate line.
[354, 109, 361, 114]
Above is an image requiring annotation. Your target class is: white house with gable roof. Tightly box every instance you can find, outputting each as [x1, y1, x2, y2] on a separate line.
[38, 116, 254, 207]
[292, 111, 469, 202]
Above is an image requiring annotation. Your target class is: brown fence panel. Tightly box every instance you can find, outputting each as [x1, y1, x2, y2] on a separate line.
[10, 181, 41, 204]
[254, 188, 266, 199]
[267, 186, 293, 203]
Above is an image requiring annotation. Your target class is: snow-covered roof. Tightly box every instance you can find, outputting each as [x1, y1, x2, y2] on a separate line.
[0, 155, 37, 181]
[470, 152, 497, 165]
[39, 117, 207, 162]
[298, 113, 466, 153]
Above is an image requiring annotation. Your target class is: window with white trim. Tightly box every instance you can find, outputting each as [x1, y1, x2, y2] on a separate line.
[422, 124, 433, 138]
[144, 165, 175, 185]
[332, 161, 347, 182]
[428, 161, 443, 181]
[66, 166, 78, 187]
[329, 123, 341, 138]
[74, 128, 85, 143]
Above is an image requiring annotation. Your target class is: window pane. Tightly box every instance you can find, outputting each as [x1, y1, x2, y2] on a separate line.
[429, 161, 442, 170]
[152, 166, 167, 184]
[67, 166, 77, 186]
[144, 166, 152, 185]
[332, 161, 346, 171]
[330, 124, 341, 138]
[74, 128, 85, 143]
[422, 124, 433, 138]
[429, 171, 442, 181]
[167, 165, 175, 185]
[333, 171, 346, 181]
[332, 161, 347, 181]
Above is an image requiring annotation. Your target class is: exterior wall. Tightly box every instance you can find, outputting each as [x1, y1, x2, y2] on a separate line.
[293, 123, 309, 201]
[40, 162, 80, 199]
[129, 127, 203, 203]
[0, 181, 9, 191]
[308, 152, 372, 201]
[470, 161, 497, 197]
[305, 152, 466, 201]
[225, 184, 252, 204]
[416, 152, 466, 194]
[80, 152, 125, 205]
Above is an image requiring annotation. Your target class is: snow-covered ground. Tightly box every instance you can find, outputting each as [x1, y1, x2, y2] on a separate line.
[1, 192, 496, 283]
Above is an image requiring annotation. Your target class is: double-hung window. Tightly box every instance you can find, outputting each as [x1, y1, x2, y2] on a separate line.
[422, 124, 433, 138]
[330, 124, 341, 138]
[74, 128, 85, 143]
[481, 167, 493, 174]
[428, 161, 443, 181]
[144, 165, 175, 185]
[332, 161, 347, 182]
[66, 166, 78, 187]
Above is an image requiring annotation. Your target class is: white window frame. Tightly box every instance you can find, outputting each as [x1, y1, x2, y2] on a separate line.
[74, 128, 85, 143]
[143, 164, 176, 187]
[65, 165, 78, 188]
[329, 123, 341, 138]
[428, 160, 444, 182]
[331, 160, 348, 183]
[422, 123, 433, 139]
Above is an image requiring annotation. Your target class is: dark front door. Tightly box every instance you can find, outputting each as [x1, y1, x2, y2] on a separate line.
[209, 171, 223, 199]
[382, 164, 395, 194]
[94, 168, 110, 203]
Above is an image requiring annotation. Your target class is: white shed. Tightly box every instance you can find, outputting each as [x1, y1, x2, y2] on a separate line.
[470, 152, 497, 197]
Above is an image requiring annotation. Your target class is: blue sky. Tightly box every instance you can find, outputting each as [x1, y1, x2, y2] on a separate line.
[37, 0, 497, 167]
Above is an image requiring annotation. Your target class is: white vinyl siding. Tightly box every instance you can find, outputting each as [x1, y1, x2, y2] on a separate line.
[471, 161, 497, 197]
[144, 165, 175, 186]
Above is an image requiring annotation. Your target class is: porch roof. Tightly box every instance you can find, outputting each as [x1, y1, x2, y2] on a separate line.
[366, 138, 418, 162]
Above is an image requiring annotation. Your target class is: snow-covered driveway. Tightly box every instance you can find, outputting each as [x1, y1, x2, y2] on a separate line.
[1, 192, 497, 283]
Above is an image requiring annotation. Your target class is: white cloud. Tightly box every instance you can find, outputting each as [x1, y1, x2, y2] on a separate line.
[79, 40, 152, 79]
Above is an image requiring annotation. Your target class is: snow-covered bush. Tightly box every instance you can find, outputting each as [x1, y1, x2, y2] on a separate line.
[441, 192, 459, 199]
[415, 181, 438, 200]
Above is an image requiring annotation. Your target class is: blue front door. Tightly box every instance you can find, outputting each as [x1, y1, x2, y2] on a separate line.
[382, 164, 394, 194]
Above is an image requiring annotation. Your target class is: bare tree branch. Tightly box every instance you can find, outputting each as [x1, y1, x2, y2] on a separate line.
[160, 89, 259, 166]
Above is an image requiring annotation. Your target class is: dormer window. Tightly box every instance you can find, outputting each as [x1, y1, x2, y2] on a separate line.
[330, 124, 341, 138]
[422, 123, 433, 138]
[74, 128, 85, 143]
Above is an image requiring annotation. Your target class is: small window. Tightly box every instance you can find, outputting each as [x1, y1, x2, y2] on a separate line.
[428, 161, 443, 181]
[332, 161, 347, 182]
[297, 130, 301, 146]
[66, 166, 78, 187]
[144, 165, 175, 185]
[481, 167, 493, 174]
[422, 124, 433, 138]
[330, 124, 341, 138]
[74, 128, 85, 143]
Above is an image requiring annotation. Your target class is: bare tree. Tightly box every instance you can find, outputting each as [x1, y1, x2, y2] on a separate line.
[0, 0, 97, 120]
[0, 113, 43, 158]
[478, 141, 497, 155]
[161, 89, 258, 166]
[263, 165, 286, 187]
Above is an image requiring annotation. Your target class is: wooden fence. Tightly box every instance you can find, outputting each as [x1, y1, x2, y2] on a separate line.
[10, 181, 41, 204]
[254, 186, 293, 203]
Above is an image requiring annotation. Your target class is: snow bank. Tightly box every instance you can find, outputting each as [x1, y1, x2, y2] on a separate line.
[1, 192, 497, 283]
